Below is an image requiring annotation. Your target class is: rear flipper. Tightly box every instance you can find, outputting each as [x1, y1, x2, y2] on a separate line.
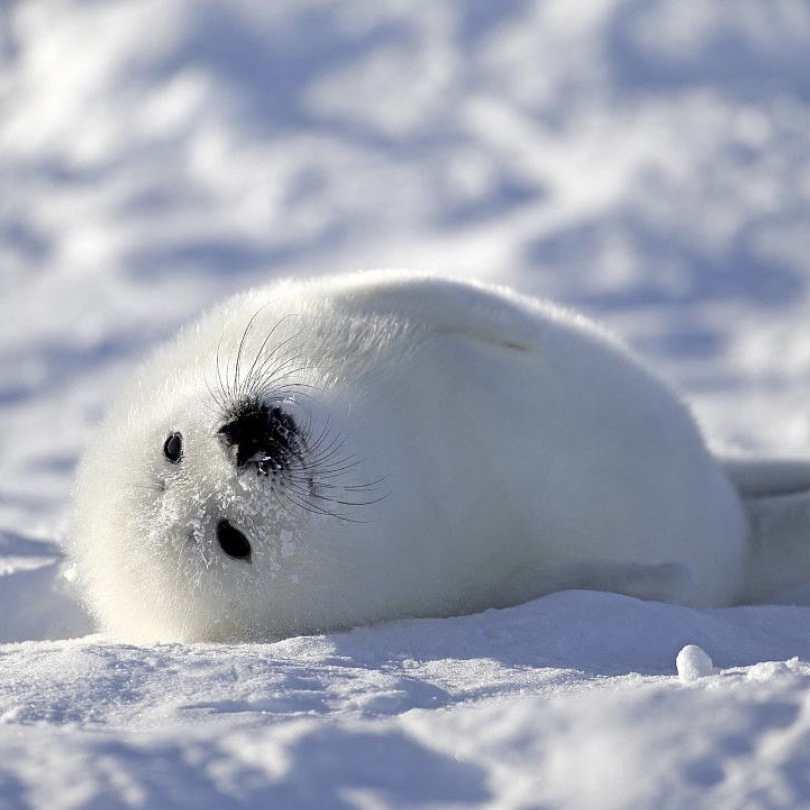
[542, 561, 696, 605]
[723, 458, 810, 604]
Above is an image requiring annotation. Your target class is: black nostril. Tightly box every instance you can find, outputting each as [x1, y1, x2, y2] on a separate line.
[218, 402, 300, 470]
[216, 519, 252, 561]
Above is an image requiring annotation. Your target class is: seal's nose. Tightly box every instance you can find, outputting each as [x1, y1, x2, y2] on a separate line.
[218, 402, 300, 470]
[216, 518, 252, 561]
[218, 403, 275, 468]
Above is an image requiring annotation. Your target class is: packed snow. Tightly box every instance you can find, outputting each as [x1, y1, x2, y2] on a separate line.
[675, 643, 714, 682]
[2, 0, 810, 807]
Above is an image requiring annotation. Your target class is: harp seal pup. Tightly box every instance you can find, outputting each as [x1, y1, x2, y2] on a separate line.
[66, 271, 810, 642]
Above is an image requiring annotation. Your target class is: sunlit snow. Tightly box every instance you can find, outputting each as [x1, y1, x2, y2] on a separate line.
[2, 1, 810, 807]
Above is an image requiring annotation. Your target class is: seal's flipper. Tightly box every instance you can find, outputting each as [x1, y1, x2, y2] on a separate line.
[722, 459, 810, 604]
[723, 458, 810, 499]
[546, 561, 696, 605]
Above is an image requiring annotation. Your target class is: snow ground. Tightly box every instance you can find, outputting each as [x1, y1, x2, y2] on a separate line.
[2, 0, 810, 807]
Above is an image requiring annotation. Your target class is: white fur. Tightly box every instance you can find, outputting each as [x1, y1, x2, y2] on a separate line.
[67, 272, 750, 642]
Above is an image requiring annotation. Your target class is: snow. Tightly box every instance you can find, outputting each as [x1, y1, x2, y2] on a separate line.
[2, 0, 810, 807]
[676, 644, 714, 682]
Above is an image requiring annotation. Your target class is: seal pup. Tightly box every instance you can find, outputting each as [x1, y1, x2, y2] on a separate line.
[66, 271, 810, 642]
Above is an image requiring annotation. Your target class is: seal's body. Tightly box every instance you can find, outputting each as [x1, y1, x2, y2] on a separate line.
[69, 272, 757, 641]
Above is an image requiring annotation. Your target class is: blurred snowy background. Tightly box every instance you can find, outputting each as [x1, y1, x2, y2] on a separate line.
[2, 1, 810, 807]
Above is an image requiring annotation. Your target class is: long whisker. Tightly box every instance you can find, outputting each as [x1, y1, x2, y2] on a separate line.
[241, 311, 300, 401]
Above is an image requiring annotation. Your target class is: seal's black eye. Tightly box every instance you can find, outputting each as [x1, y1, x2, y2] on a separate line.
[163, 432, 183, 464]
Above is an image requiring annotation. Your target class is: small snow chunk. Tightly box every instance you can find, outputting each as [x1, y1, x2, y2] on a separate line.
[676, 644, 714, 683]
[745, 660, 793, 682]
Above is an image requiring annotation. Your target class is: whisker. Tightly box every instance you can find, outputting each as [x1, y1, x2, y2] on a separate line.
[215, 327, 233, 411]
[241, 311, 300, 401]
[277, 487, 370, 524]
[233, 307, 267, 403]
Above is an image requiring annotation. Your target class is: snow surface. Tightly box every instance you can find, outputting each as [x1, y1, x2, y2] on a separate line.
[2, 0, 810, 807]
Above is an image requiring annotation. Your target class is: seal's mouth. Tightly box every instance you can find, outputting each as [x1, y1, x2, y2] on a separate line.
[216, 518, 252, 562]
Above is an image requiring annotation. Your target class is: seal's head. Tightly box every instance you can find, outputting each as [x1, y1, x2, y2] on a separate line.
[67, 307, 375, 642]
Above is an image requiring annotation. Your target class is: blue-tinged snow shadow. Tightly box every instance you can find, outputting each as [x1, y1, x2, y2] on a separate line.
[607, 0, 810, 100]
[1, 728, 491, 809]
[0, 330, 163, 407]
[528, 216, 802, 311]
[136, 3, 409, 136]
[524, 211, 806, 360]
[330, 590, 810, 680]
